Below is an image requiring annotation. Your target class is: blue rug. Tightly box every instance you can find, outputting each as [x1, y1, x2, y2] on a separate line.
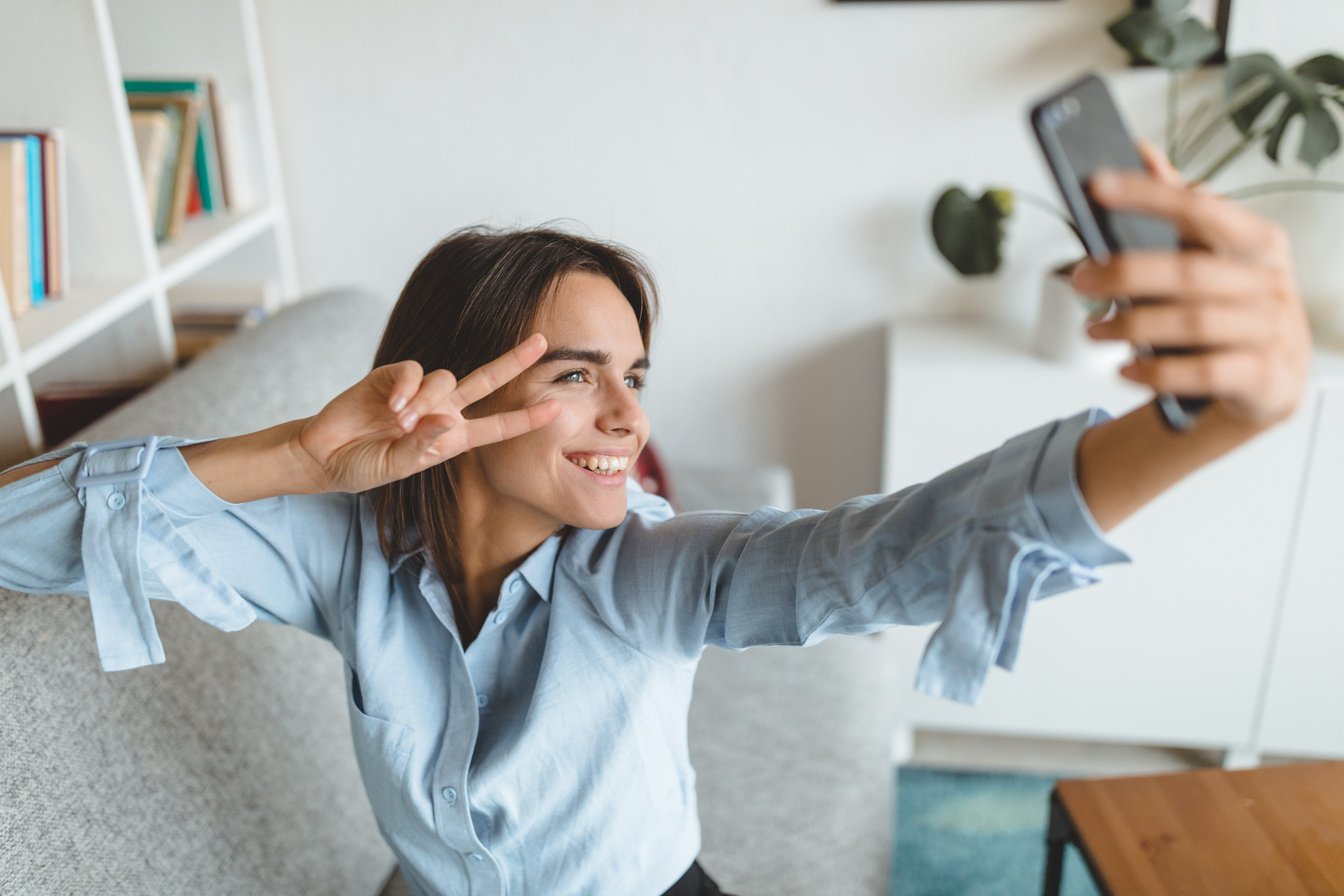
[891, 767, 1099, 896]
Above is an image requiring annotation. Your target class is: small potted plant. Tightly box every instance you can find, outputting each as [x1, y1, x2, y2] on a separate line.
[930, 0, 1344, 361]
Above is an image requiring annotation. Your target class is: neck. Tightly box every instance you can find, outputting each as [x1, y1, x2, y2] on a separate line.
[449, 458, 558, 628]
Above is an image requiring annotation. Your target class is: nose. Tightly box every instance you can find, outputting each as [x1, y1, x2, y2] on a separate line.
[597, 379, 646, 437]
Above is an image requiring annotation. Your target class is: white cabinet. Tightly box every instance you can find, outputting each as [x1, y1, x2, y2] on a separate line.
[0, 0, 297, 469]
[883, 319, 1338, 761]
[1256, 385, 1344, 758]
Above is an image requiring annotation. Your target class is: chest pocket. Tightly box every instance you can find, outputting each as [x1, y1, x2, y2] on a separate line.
[345, 663, 414, 826]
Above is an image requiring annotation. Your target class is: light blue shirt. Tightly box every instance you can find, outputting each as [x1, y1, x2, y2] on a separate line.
[0, 408, 1128, 896]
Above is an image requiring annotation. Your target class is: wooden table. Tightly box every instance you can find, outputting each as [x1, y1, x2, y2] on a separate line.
[1044, 762, 1344, 895]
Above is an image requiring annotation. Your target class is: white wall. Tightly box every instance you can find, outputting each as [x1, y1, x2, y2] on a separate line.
[257, 0, 1344, 509]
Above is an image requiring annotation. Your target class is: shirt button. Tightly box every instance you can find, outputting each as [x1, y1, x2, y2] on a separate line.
[495, 611, 508, 625]
[107, 492, 126, 511]
[508, 577, 522, 594]
[468, 852, 483, 863]
[441, 787, 457, 804]
[476, 694, 489, 708]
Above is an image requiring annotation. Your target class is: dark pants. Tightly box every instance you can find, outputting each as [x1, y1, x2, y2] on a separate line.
[661, 860, 735, 896]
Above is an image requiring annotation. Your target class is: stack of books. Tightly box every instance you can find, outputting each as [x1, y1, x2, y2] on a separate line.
[173, 303, 267, 364]
[126, 77, 234, 242]
[35, 380, 154, 448]
[0, 130, 67, 320]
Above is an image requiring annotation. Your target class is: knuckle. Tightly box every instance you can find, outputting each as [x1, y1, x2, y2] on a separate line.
[1185, 305, 1212, 343]
[1176, 254, 1203, 294]
[1197, 353, 1221, 387]
[1263, 222, 1290, 257]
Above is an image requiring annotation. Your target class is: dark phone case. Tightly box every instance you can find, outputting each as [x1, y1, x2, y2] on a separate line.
[1030, 72, 1208, 432]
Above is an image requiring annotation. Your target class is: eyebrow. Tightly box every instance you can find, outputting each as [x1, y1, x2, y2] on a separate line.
[536, 347, 651, 370]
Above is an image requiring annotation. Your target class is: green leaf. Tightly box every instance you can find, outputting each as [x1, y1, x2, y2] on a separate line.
[1107, 4, 1219, 68]
[1225, 51, 1344, 169]
[1298, 102, 1342, 169]
[1296, 53, 1344, 87]
[930, 187, 1010, 277]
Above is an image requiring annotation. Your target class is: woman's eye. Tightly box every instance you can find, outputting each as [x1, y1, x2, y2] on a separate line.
[558, 369, 587, 384]
[624, 375, 646, 390]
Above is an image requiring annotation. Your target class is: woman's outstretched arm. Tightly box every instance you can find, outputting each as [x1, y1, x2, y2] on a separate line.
[1070, 147, 1311, 532]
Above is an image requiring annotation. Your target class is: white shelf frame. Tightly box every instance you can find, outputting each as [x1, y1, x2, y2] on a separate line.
[0, 0, 299, 468]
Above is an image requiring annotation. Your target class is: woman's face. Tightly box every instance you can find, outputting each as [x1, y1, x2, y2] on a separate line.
[455, 270, 651, 537]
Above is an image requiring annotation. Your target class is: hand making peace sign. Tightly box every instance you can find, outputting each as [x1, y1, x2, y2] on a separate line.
[295, 334, 560, 494]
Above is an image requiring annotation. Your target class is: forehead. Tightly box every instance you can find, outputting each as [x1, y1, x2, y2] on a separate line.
[534, 271, 643, 347]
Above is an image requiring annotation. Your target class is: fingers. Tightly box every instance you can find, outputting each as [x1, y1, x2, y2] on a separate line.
[1088, 168, 1288, 261]
[463, 400, 561, 450]
[392, 368, 458, 432]
[1134, 139, 1182, 186]
[451, 334, 549, 411]
[381, 360, 425, 414]
[1071, 250, 1286, 307]
[1119, 347, 1270, 399]
[1088, 301, 1278, 351]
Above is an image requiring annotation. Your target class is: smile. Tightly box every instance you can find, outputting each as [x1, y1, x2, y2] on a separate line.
[565, 454, 630, 476]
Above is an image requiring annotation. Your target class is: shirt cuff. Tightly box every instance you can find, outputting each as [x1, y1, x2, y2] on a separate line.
[1029, 408, 1131, 569]
[142, 441, 241, 517]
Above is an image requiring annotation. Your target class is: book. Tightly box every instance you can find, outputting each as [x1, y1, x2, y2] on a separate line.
[39, 131, 65, 297]
[128, 94, 199, 242]
[124, 78, 225, 213]
[0, 130, 66, 300]
[35, 381, 155, 447]
[172, 302, 267, 362]
[130, 110, 171, 228]
[0, 139, 31, 318]
[21, 135, 44, 303]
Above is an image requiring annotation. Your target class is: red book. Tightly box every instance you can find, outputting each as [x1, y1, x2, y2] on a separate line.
[187, 170, 202, 216]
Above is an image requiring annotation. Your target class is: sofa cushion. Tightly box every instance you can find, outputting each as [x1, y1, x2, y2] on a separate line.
[1, 289, 398, 895]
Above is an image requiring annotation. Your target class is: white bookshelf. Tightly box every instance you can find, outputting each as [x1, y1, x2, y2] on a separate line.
[0, 0, 299, 468]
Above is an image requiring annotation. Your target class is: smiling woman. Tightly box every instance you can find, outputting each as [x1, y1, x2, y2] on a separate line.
[366, 229, 659, 646]
[0, 174, 1315, 896]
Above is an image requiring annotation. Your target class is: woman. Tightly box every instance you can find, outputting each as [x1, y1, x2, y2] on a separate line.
[0, 150, 1312, 895]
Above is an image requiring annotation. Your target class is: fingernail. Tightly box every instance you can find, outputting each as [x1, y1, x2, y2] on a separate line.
[1119, 363, 1139, 379]
[391, 396, 408, 413]
[400, 411, 418, 431]
[1071, 263, 1098, 291]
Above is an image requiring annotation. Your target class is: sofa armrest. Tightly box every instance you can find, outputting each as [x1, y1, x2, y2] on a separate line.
[3, 289, 399, 895]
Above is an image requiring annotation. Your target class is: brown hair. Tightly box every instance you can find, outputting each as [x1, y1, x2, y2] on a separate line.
[369, 224, 659, 601]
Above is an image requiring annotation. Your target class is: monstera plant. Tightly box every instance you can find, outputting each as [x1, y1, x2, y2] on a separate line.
[931, 0, 1344, 277]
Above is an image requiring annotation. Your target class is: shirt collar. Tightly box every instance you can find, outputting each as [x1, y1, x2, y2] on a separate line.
[514, 530, 562, 603]
[388, 524, 563, 604]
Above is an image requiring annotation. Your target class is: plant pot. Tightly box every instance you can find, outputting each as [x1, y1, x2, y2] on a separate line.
[1032, 266, 1131, 369]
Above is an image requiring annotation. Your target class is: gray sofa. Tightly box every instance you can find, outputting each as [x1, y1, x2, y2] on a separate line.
[0, 289, 899, 895]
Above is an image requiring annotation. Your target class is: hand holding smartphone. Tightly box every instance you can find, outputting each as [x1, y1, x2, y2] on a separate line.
[1029, 72, 1209, 432]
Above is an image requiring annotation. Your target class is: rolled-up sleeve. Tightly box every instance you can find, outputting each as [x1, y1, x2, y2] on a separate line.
[0, 437, 358, 672]
[574, 408, 1129, 704]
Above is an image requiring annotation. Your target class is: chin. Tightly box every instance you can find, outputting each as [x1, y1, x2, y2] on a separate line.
[566, 504, 628, 532]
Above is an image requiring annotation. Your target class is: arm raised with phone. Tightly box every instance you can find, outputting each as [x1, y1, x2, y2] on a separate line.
[1033, 77, 1313, 531]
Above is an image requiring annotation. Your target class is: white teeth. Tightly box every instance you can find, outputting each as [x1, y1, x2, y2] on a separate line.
[568, 454, 628, 475]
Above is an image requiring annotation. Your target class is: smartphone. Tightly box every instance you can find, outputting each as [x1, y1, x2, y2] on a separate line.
[1029, 71, 1209, 432]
